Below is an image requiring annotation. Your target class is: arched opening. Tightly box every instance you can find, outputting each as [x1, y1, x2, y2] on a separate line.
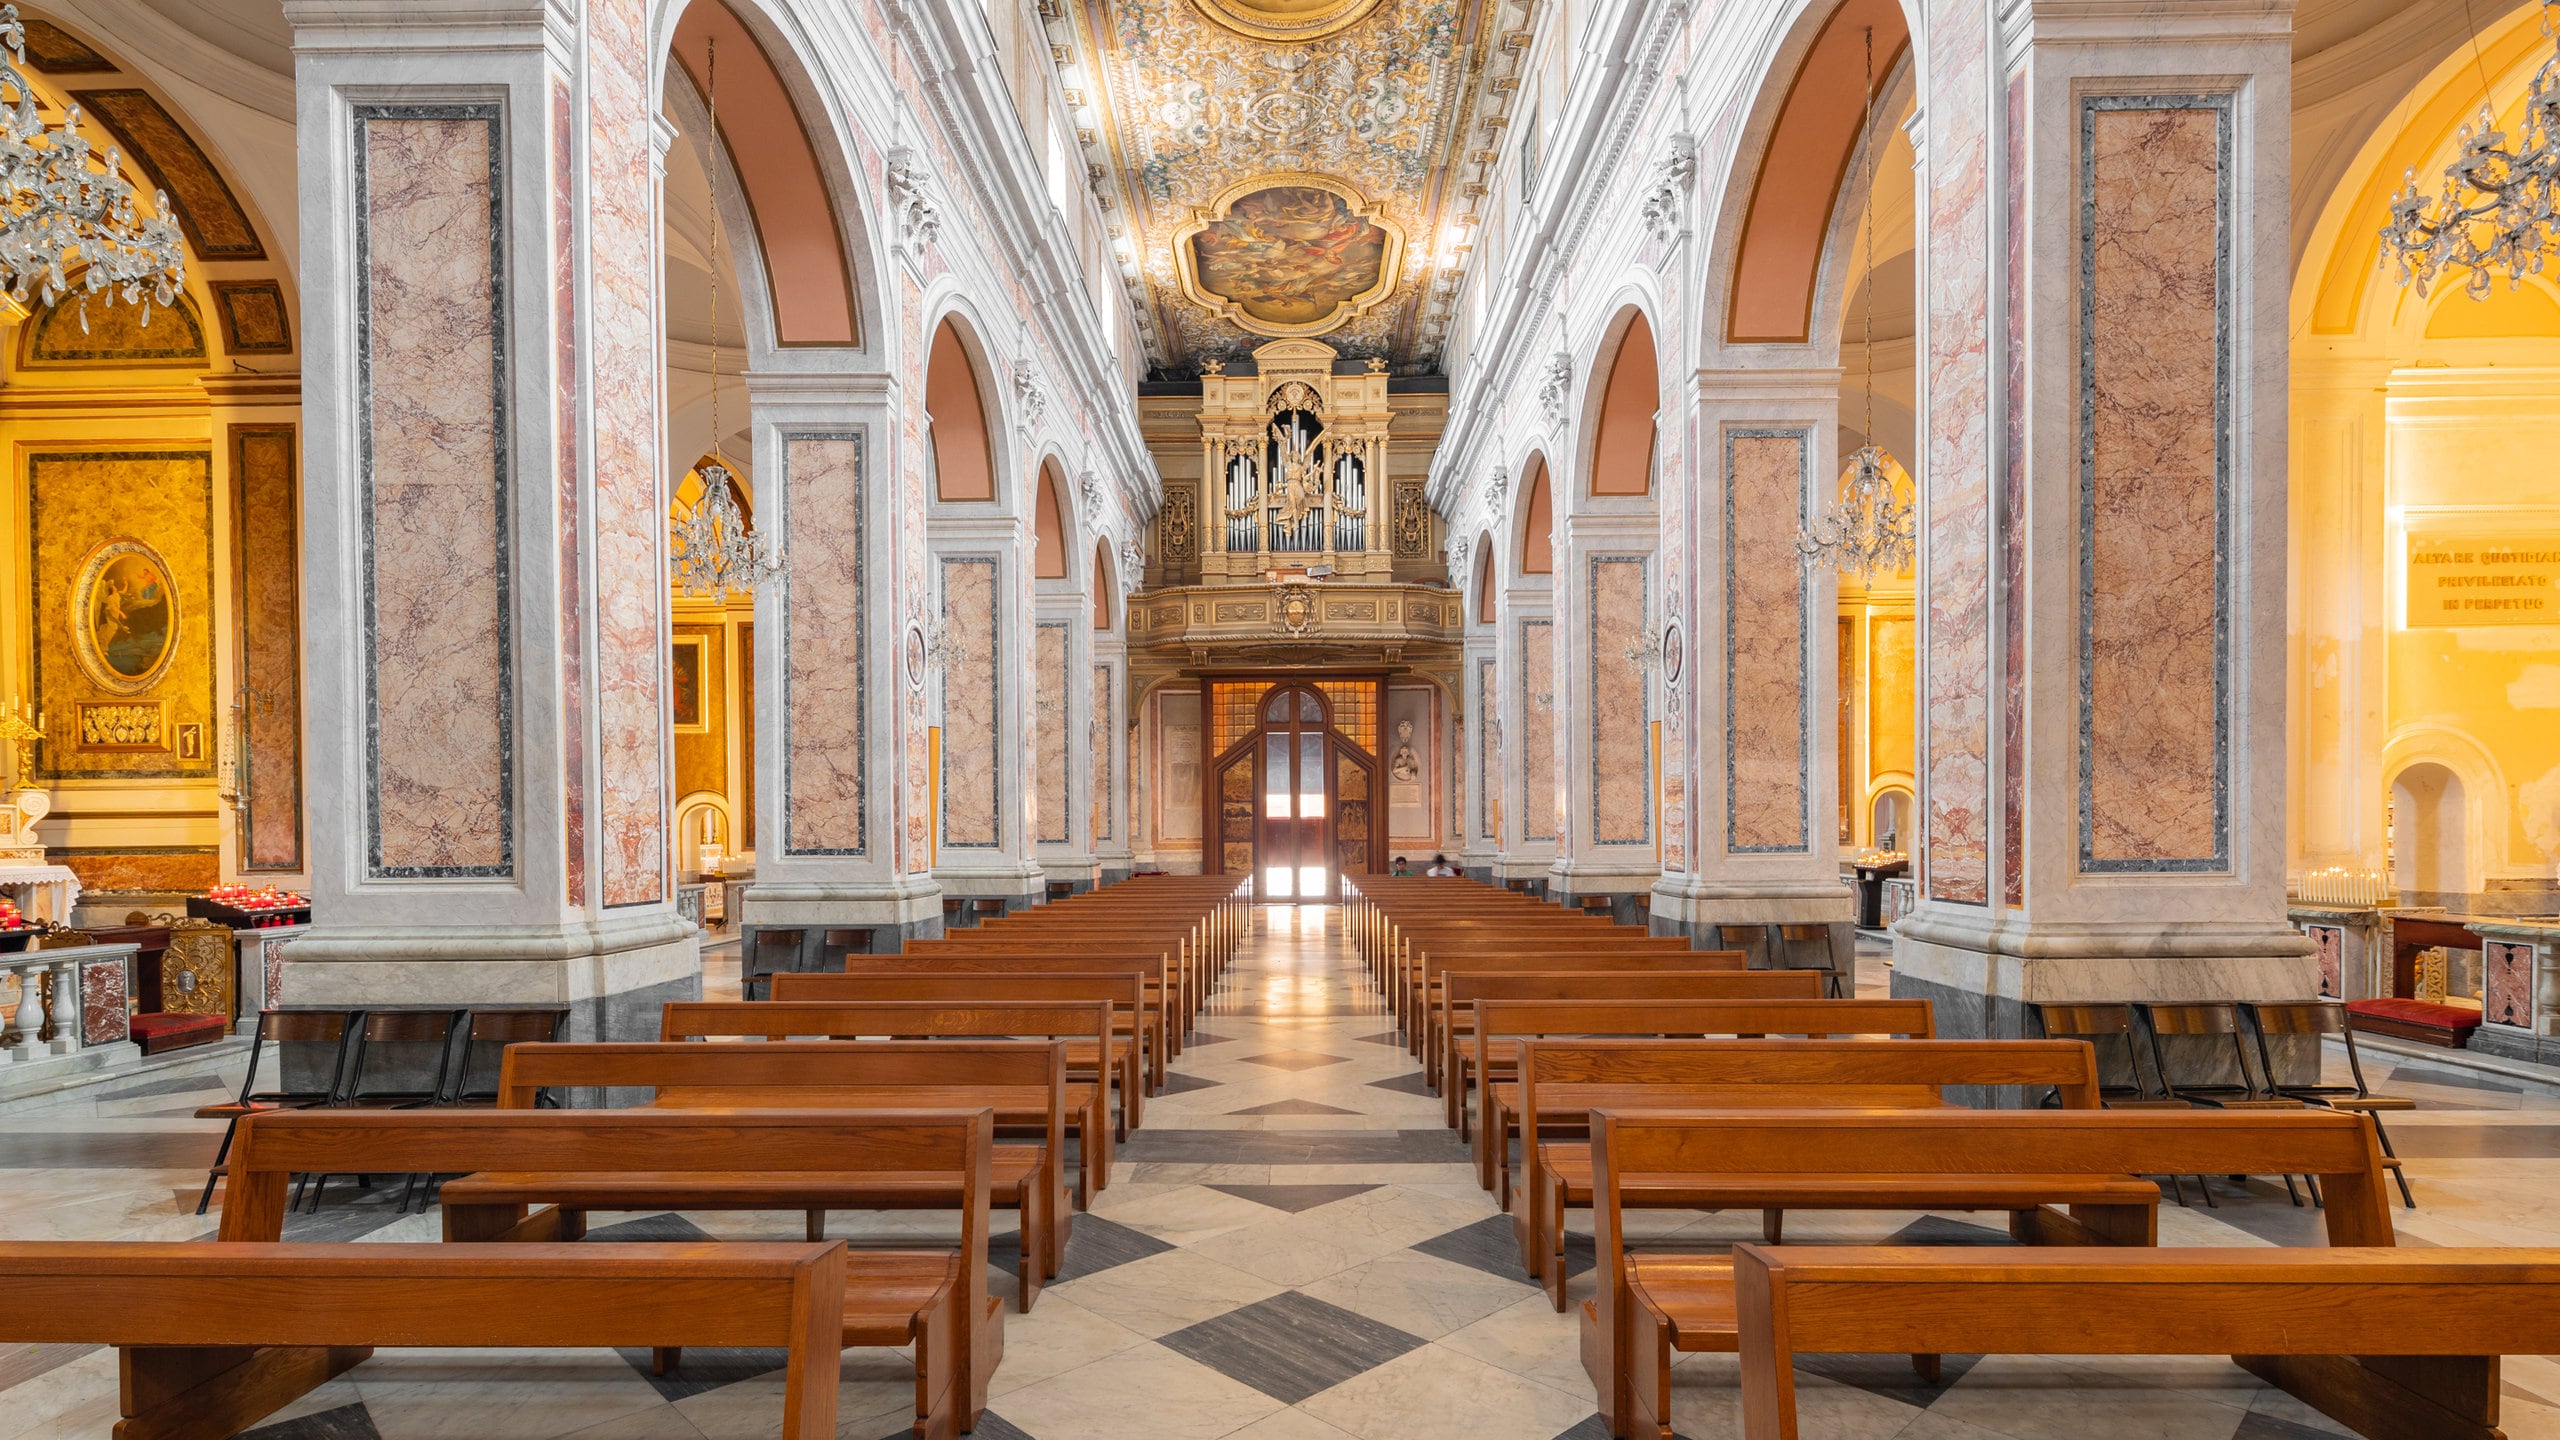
[927, 319, 996, 502]
[1519, 458, 1553, 574]
[1474, 539, 1497, 624]
[2390, 762, 2472, 896]
[1869, 785, 1912, 852]
[1589, 314, 1659, 496]
[1724, 0, 1912, 344]
[1093, 542, 1116, 629]
[1034, 464, 1070, 578]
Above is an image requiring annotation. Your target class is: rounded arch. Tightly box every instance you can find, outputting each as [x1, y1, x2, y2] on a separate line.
[1471, 530, 1498, 626]
[924, 306, 1006, 505]
[1580, 303, 1662, 501]
[659, 0, 878, 355]
[1512, 451, 1554, 577]
[1864, 778, 1914, 850]
[675, 790, 738, 872]
[2381, 725, 2506, 895]
[1092, 541, 1118, 630]
[1713, 0, 1915, 348]
[1033, 458, 1073, 579]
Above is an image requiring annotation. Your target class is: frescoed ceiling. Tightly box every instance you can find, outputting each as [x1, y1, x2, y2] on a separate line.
[1056, 0, 1521, 376]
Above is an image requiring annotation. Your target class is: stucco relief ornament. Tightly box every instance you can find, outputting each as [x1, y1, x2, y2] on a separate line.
[1077, 469, 1107, 527]
[1013, 364, 1048, 438]
[886, 150, 939, 257]
[1641, 134, 1696, 245]
[1447, 533, 1470, 586]
[1537, 351, 1572, 430]
[1118, 539, 1145, 597]
[1274, 582, 1318, 636]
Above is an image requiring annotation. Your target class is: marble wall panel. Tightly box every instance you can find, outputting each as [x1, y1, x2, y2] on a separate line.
[2309, 923, 2343, 1000]
[2000, 70, 2028, 907]
[1477, 658, 1500, 842]
[940, 556, 1001, 848]
[61, 849, 217, 892]
[2079, 98, 2229, 871]
[1521, 618, 1556, 843]
[1922, 0, 1992, 904]
[785, 435, 867, 855]
[28, 450, 214, 782]
[356, 107, 508, 877]
[902, 276, 933, 873]
[1092, 662, 1114, 842]
[552, 77, 588, 907]
[1726, 432, 1809, 853]
[231, 427, 302, 871]
[1157, 690, 1202, 844]
[590, 0, 669, 907]
[1036, 623, 1070, 843]
[79, 958, 127, 1046]
[1590, 556, 1651, 845]
[2486, 940, 2534, 1027]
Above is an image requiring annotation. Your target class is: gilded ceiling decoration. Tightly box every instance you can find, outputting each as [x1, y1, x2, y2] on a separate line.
[1061, 0, 1513, 374]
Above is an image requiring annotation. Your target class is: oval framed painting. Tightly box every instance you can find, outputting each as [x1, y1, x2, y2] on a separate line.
[71, 537, 181, 696]
[1660, 619, 1684, 688]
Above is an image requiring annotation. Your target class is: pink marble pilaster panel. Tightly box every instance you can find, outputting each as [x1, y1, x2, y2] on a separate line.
[1590, 558, 1651, 845]
[1999, 69, 2027, 908]
[1478, 657, 1501, 842]
[360, 109, 509, 877]
[901, 276, 933, 873]
[2082, 101, 2227, 869]
[232, 426, 303, 872]
[786, 436, 868, 854]
[1035, 624, 1070, 843]
[941, 557, 1001, 848]
[2486, 940, 2533, 1027]
[1520, 619, 1556, 843]
[1727, 433, 1809, 853]
[1922, 0, 1992, 904]
[551, 76, 588, 907]
[1091, 662, 1113, 842]
[589, 0, 669, 906]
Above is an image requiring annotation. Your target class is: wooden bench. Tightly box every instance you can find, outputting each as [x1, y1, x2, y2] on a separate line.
[762, 973, 1149, 1129]
[825, 956, 1175, 1088]
[1396, 932, 1698, 1031]
[1512, 1038, 2103, 1304]
[918, 931, 1200, 1042]
[0, 1241, 848, 1440]
[1411, 947, 1751, 1062]
[1432, 969, 1815, 1126]
[1471, 998, 1939, 1194]
[1733, 1246, 2558, 1440]
[1583, 1108, 2395, 1440]
[214, 1106, 998, 1440]
[657, 998, 1124, 1203]
[480, 1039, 1070, 1309]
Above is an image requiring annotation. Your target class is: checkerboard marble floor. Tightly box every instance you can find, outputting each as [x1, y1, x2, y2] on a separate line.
[10, 907, 2560, 1438]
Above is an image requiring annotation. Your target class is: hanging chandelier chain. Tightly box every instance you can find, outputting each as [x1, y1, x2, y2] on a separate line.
[1796, 25, 1913, 584]
[668, 34, 782, 601]
[0, 4, 186, 326]
[2380, 0, 2560, 301]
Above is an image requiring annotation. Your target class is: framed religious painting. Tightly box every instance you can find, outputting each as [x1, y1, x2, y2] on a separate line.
[670, 634, 709, 733]
[70, 536, 181, 696]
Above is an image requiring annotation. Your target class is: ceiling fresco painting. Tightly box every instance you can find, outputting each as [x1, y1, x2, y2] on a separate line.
[1063, 0, 1513, 374]
[1178, 178, 1403, 333]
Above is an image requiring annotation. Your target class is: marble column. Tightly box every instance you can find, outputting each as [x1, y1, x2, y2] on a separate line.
[1652, 370, 1854, 953]
[1892, 0, 2313, 1044]
[284, 0, 695, 1038]
[1548, 505, 1660, 912]
[1499, 578, 1559, 891]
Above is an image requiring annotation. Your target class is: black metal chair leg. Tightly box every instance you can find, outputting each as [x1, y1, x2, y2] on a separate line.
[195, 1119, 243, 1216]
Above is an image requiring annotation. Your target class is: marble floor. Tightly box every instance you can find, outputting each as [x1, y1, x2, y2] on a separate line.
[6, 907, 2560, 1438]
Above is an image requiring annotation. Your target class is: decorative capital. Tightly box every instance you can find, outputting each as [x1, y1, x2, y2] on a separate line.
[1641, 133, 1697, 245]
[1537, 350, 1573, 430]
[1013, 361, 1049, 437]
[886, 149, 940, 258]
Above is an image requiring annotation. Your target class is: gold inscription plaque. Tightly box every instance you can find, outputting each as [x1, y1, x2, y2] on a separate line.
[2406, 531, 2560, 627]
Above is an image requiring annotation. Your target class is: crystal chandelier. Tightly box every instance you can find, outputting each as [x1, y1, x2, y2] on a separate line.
[2379, 3, 2560, 300]
[0, 6, 185, 325]
[668, 36, 780, 599]
[1797, 27, 1913, 582]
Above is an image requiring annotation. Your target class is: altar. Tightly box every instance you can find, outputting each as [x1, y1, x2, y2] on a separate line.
[0, 863, 79, 926]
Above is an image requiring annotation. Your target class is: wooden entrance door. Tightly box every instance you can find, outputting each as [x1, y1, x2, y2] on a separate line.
[1257, 687, 1332, 900]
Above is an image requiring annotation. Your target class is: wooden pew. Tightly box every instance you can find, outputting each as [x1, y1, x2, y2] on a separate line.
[762, 973, 1148, 1131]
[1512, 1038, 2103, 1304]
[216, 1106, 997, 1440]
[480, 1040, 1069, 1308]
[0, 1241, 848, 1440]
[1731, 1246, 2560, 1440]
[1582, 1108, 2395, 1440]
[657, 998, 1122, 1203]
[1410, 946, 1751, 1062]
[1470, 998, 1939, 1194]
[1396, 931, 1696, 1031]
[1433, 967, 1810, 1125]
[918, 930, 1200, 1041]
[825, 956, 1175, 1088]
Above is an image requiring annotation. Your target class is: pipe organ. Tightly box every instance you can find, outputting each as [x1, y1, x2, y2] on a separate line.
[1194, 340, 1395, 583]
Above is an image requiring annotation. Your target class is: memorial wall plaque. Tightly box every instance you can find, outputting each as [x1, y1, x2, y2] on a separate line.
[2405, 531, 2560, 627]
